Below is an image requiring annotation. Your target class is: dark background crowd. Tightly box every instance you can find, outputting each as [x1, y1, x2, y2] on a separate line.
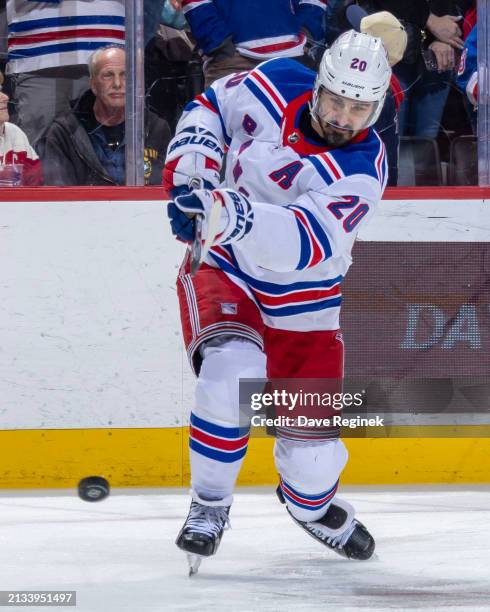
[0, 0, 479, 187]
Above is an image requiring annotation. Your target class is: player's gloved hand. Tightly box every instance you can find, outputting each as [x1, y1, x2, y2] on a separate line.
[167, 201, 196, 243]
[168, 190, 226, 244]
[163, 153, 220, 199]
[168, 188, 254, 246]
[163, 127, 223, 199]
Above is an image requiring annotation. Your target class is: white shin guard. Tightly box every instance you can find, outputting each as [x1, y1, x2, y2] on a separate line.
[190, 338, 266, 503]
[275, 437, 349, 522]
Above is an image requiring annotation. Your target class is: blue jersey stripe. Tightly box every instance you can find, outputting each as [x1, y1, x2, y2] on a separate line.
[289, 205, 332, 262]
[256, 58, 315, 104]
[190, 439, 248, 463]
[190, 412, 249, 439]
[184, 101, 200, 112]
[326, 129, 381, 181]
[205, 87, 232, 146]
[244, 79, 281, 126]
[258, 296, 342, 317]
[9, 41, 120, 59]
[9, 15, 125, 33]
[215, 245, 343, 294]
[282, 478, 338, 500]
[281, 490, 331, 510]
[309, 155, 333, 186]
[295, 217, 311, 270]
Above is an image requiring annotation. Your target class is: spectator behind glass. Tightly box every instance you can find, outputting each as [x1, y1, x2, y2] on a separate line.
[331, 2, 465, 139]
[396, 1, 465, 139]
[145, 0, 201, 132]
[0, 71, 43, 186]
[330, 6, 407, 186]
[144, 0, 165, 47]
[5, 0, 125, 146]
[182, 0, 328, 88]
[457, 22, 477, 132]
[37, 46, 170, 186]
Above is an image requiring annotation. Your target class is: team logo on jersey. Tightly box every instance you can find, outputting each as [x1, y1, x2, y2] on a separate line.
[221, 303, 237, 315]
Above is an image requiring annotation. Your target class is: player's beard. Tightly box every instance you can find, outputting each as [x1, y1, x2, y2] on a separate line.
[317, 119, 356, 147]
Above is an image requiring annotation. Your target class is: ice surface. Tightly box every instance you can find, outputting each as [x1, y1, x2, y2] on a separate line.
[0, 487, 489, 612]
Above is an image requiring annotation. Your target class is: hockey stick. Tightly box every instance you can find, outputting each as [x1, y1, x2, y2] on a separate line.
[189, 191, 223, 277]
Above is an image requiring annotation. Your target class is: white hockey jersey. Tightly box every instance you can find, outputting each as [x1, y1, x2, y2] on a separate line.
[177, 58, 388, 332]
[6, 0, 125, 74]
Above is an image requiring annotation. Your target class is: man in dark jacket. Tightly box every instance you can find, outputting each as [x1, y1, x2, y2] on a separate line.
[38, 46, 171, 186]
[330, 2, 465, 140]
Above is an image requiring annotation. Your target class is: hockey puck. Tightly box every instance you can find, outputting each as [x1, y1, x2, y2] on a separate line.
[78, 476, 110, 502]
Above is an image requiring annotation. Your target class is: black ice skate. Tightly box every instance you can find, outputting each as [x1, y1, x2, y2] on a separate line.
[176, 499, 230, 576]
[277, 486, 375, 560]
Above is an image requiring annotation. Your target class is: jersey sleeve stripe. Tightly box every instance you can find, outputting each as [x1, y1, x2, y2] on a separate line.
[204, 87, 232, 145]
[249, 68, 287, 110]
[187, 90, 231, 146]
[195, 93, 218, 114]
[288, 205, 332, 268]
[319, 152, 343, 180]
[244, 78, 282, 126]
[293, 208, 324, 268]
[308, 155, 334, 185]
[295, 217, 311, 270]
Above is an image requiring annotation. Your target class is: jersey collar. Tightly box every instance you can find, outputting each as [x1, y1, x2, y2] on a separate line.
[281, 90, 369, 156]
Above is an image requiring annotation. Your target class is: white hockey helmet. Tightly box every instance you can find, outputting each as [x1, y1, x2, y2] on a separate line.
[312, 30, 392, 131]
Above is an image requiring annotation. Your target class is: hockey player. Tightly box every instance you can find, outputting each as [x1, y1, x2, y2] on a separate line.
[163, 30, 390, 574]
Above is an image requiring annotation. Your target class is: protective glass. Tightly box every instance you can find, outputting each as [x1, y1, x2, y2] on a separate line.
[314, 87, 379, 133]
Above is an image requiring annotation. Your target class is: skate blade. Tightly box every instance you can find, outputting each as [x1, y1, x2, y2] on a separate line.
[186, 553, 203, 577]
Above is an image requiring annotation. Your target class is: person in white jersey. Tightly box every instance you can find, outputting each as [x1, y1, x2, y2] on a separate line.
[6, 0, 125, 144]
[163, 29, 391, 574]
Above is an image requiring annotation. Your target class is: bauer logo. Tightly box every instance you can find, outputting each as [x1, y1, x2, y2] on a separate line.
[168, 136, 224, 158]
[341, 81, 364, 89]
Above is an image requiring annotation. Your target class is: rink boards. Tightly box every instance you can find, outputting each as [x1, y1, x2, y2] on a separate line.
[0, 187, 489, 488]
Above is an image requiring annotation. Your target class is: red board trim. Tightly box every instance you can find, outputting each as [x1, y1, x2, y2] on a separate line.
[0, 186, 489, 202]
